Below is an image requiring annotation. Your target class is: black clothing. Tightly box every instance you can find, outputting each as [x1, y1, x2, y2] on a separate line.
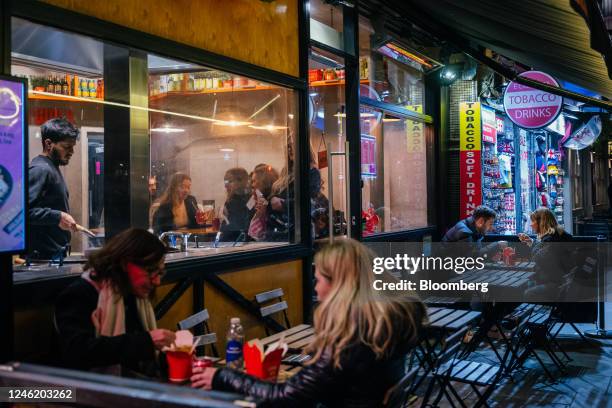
[220, 192, 253, 241]
[54, 278, 157, 376]
[442, 217, 499, 256]
[28, 155, 71, 259]
[152, 195, 199, 234]
[267, 181, 294, 242]
[525, 230, 574, 285]
[213, 341, 412, 408]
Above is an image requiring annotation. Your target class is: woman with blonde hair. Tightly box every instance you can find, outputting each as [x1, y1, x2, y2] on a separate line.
[191, 238, 425, 407]
[518, 207, 573, 301]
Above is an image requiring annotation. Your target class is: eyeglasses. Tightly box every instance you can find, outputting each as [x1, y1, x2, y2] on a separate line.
[144, 265, 166, 280]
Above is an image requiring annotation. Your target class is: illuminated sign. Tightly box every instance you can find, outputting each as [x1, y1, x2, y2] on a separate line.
[459, 102, 482, 217]
[0, 76, 27, 253]
[503, 70, 563, 129]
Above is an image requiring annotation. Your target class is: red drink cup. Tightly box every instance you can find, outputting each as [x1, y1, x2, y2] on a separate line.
[192, 356, 214, 371]
[166, 351, 192, 383]
[196, 210, 206, 225]
[212, 217, 220, 231]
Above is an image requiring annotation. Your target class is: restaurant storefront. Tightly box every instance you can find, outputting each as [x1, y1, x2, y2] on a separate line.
[2, 0, 441, 370]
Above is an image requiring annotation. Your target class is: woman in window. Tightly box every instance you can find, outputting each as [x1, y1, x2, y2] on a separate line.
[220, 167, 253, 242]
[248, 164, 279, 241]
[152, 172, 199, 234]
[191, 238, 425, 407]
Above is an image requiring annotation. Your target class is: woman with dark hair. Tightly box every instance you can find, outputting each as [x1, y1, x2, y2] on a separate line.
[55, 228, 176, 376]
[152, 172, 199, 234]
[220, 167, 253, 241]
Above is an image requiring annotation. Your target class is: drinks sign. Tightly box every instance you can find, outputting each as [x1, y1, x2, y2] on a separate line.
[503, 71, 563, 129]
[0, 76, 27, 253]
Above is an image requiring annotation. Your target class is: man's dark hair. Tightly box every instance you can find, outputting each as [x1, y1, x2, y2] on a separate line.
[40, 118, 79, 148]
[84, 228, 166, 297]
[472, 205, 496, 221]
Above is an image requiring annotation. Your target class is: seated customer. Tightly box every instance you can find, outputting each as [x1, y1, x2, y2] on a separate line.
[220, 167, 253, 241]
[518, 207, 573, 302]
[55, 228, 176, 376]
[248, 164, 279, 241]
[191, 238, 425, 407]
[152, 172, 199, 234]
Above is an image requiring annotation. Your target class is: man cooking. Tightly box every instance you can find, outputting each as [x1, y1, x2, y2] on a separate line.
[28, 117, 79, 259]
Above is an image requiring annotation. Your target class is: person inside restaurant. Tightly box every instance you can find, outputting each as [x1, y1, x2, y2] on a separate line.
[152, 172, 199, 235]
[518, 207, 574, 302]
[28, 117, 79, 259]
[219, 167, 253, 242]
[54, 228, 176, 377]
[267, 135, 295, 241]
[248, 164, 279, 241]
[191, 238, 425, 406]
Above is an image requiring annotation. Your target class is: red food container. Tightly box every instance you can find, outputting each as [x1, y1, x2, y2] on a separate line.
[308, 69, 323, 83]
[223, 79, 233, 88]
[166, 351, 192, 383]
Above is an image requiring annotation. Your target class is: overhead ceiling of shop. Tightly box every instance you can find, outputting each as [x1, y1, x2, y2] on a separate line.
[391, 0, 612, 98]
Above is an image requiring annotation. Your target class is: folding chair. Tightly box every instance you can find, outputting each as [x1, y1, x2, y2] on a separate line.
[254, 288, 291, 336]
[384, 365, 420, 408]
[177, 309, 218, 357]
[424, 308, 533, 408]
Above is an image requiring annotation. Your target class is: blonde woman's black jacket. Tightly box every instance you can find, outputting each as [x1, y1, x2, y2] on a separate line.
[212, 340, 413, 407]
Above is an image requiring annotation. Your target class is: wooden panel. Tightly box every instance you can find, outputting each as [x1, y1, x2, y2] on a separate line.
[41, 0, 299, 77]
[154, 260, 303, 357]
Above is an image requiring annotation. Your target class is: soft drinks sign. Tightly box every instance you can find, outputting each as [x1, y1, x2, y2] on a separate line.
[503, 71, 563, 129]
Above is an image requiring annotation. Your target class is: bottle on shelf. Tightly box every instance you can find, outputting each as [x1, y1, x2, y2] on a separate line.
[73, 75, 80, 97]
[225, 317, 244, 370]
[54, 75, 62, 94]
[80, 78, 89, 97]
[62, 75, 69, 95]
[88, 79, 96, 99]
[46, 75, 54, 93]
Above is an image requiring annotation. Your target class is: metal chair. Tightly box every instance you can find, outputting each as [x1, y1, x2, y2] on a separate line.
[177, 309, 218, 357]
[254, 288, 291, 336]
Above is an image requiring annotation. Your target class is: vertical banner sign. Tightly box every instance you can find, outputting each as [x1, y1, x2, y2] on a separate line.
[0, 78, 26, 253]
[481, 105, 497, 144]
[406, 105, 427, 224]
[360, 135, 377, 177]
[459, 102, 482, 217]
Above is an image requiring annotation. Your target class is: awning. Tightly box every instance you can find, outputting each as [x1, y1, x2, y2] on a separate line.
[398, 0, 612, 99]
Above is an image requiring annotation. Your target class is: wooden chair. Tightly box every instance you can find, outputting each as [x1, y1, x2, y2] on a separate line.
[177, 309, 218, 357]
[255, 288, 291, 336]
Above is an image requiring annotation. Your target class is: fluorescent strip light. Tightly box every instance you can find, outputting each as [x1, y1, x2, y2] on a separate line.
[248, 125, 289, 131]
[150, 127, 185, 133]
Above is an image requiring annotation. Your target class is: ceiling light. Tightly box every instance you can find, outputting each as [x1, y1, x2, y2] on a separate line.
[248, 125, 289, 131]
[212, 120, 252, 127]
[219, 148, 235, 152]
[383, 117, 401, 122]
[150, 127, 185, 133]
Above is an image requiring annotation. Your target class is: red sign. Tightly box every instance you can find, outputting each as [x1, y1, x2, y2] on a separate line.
[460, 150, 482, 217]
[503, 71, 563, 129]
[361, 135, 377, 176]
[481, 105, 497, 144]
[459, 102, 483, 217]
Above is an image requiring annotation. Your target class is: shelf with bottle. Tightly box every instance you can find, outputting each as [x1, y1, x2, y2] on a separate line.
[148, 72, 275, 100]
[25, 72, 103, 100]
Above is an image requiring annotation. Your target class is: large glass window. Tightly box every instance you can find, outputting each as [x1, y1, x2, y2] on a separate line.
[358, 16, 426, 110]
[13, 18, 298, 260]
[360, 106, 431, 235]
[309, 0, 344, 51]
[308, 47, 347, 241]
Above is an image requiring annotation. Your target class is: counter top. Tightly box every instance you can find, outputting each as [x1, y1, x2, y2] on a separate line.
[13, 241, 287, 285]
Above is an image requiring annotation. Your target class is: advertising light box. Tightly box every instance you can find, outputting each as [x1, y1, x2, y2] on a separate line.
[0, 76, 27, 254]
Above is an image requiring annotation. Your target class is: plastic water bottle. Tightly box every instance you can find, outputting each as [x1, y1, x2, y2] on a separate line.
[226, 317, 244, 369]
